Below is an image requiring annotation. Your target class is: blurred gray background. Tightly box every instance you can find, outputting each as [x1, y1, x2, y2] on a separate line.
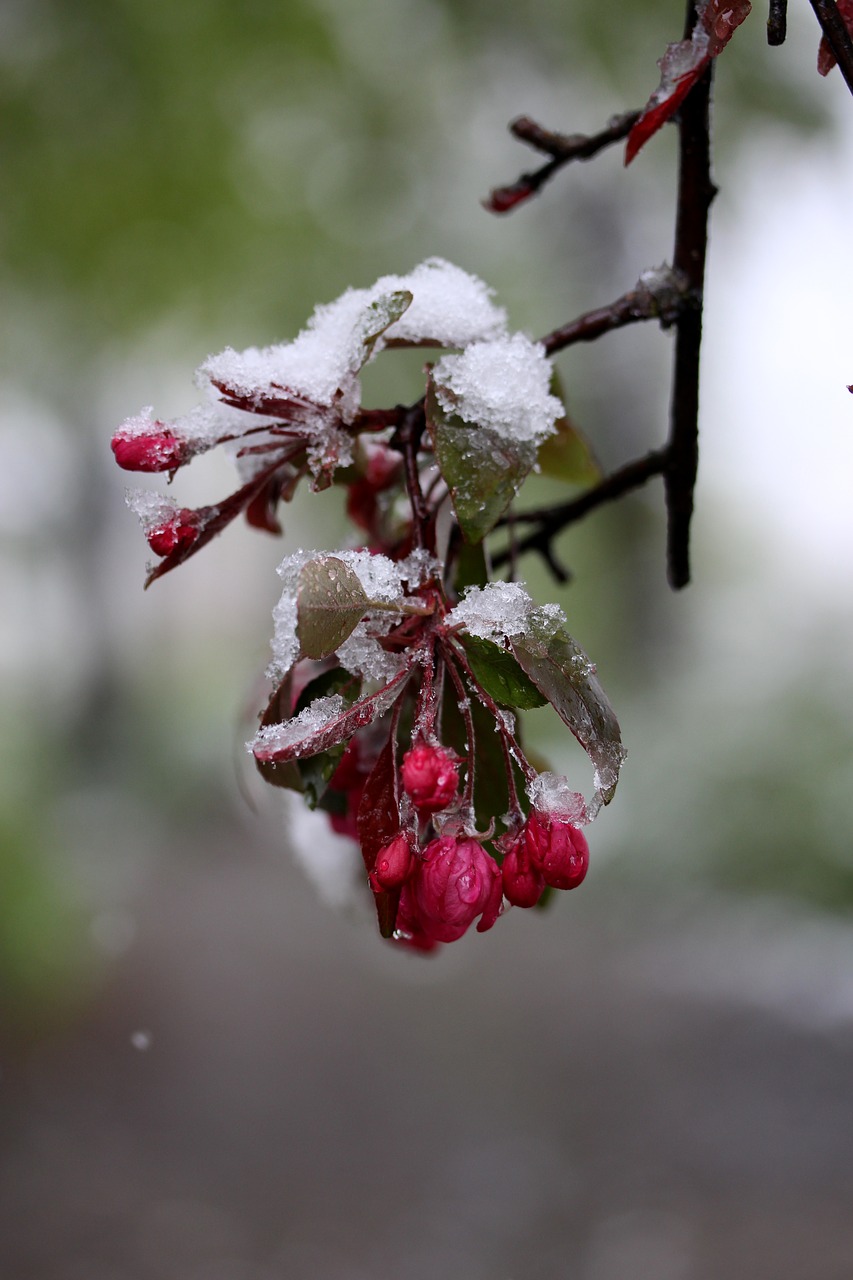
[2, 1, 853, 1276]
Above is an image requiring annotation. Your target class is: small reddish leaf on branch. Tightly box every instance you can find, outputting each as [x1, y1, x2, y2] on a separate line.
[358, 734, 404, 937]
[817, 0, 853, 73]
[626, 0, 752, 165]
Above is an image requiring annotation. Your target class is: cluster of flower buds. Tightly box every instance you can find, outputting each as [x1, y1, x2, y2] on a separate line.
[315, 731, 593, 952]
[112, 260, 625, 953]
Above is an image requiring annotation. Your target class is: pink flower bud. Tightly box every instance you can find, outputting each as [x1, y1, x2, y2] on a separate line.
[401, 744, 459, 814]
[146, 509, 199, 558]
[524, 811, 589, 891]
[111, 428, 189, 473]
[500, 842, 545, 908]
[409, 836, 502, 943]
[369, 833, 416, 892]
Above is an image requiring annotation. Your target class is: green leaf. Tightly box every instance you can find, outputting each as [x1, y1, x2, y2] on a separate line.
[537, 415, 601, 486]
[537, 371, 600, 486]
[510, 610, 625, 806]
[358, 289, 414, 364]
[296, 556, 369, 661]
[426, 379, 536, 544]
[460, 635, 547, 710]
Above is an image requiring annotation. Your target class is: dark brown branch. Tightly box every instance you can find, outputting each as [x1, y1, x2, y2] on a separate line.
[390, 402, 431, 552]
[664, 1, 716, 591]
[767, 0, 788, 44]
[809, 0, 853, 96]
[492, 447, 670, 576]
[540, 269, 692, 357]
[485, 111, 640, 215]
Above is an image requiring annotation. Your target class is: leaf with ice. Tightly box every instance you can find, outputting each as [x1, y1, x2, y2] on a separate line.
[626, 0, 752, 165]
[509, 610, 625, 811]
[250, 667, 410, 765]
[296, 556, 370, 661]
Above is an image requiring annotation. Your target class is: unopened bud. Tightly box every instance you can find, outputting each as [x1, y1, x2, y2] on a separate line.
[401, 744, 459, 814]
[524, 810, 589, 891]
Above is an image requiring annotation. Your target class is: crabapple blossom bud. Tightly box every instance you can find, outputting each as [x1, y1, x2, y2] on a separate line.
[409, 835, 502, 943]
[524, 811, 589, 891]
[369, 832, 416, 892]
[501, 842, 545, 908]
[401, 744, 459, 814]
[111, 428, 189, 473]
[146, 509, 199, 558]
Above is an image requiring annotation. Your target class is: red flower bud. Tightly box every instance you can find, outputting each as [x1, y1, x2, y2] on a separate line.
[369, 832, 416, 892]
[409, 835, 502, 943]
[112, 428, 189, 473]
[401, 744, 459, 814]
[146, 509, 200, 558]
[501, 841, 545, 908]
[524, 811, 589, 891]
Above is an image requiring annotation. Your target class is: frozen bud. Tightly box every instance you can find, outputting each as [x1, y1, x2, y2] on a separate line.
[401, 744, 460, 814]
[361, 439, 402, 490]
[146, 509, 199, 558]
[501, 841, 545, 908]
[524, 811, 589, 891]
[111, 428, 190, 473]
[410, 836, 502, 943]
[369, 832, 416, 892]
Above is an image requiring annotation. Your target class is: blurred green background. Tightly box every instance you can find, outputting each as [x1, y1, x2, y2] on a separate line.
[3, 1, 853, 1276]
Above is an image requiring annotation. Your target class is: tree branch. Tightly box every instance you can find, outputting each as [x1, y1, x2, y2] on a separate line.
[484, 111, 639, 214]
[809, 0, 853, 96]
[540, 268, 692, 357]
[492, 447, 670, 576]
[767, 0, 788, 44]
[664, 1, 716, 590]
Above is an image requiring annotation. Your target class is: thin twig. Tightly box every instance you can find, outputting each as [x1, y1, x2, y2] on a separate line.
[485, 111, 640, 214]
[809, 0, 853, 96]
[664, 0, 716, 590]
[540, 270, 691, 357]
[767, 0, 788, 44]
[492, 447, 670, 574]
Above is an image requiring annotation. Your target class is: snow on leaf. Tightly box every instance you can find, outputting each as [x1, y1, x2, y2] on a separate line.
[426, 380, 536, 544]
[358, 290, 413, 364]
[626, 0, 752, 166]
[250, 668, 411, 764]
[296, 556, 370, 661]
[509, 610, 626, 811]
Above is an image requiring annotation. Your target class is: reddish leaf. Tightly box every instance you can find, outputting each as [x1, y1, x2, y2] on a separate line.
[626, 0, 752, 165]
[357, 734, 404, 937]
[817, 0, 853, 75]
[251, 666, 411, 764]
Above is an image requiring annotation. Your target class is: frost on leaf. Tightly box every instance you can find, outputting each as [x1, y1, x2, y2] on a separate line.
[509, 609, 626, 813]
[250, 668, 410, 764]
[626, 0, 752, 165]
